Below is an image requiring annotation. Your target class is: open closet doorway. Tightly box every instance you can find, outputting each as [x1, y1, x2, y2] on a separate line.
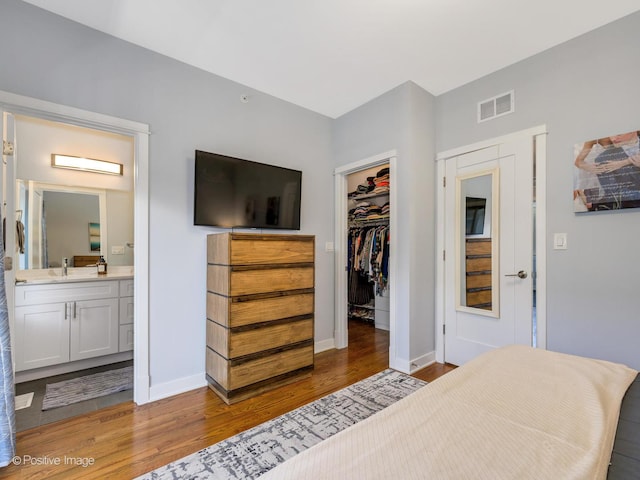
[346, 166, 390, 329]
[334, 151, 397, 366]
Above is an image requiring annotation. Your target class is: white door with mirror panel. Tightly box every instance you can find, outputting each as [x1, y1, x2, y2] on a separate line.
[442, 133, 536, 366]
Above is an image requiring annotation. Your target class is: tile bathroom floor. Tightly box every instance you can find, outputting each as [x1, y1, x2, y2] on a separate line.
[15, 360, 134, 432]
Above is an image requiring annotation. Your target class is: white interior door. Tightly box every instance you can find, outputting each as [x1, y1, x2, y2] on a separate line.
[444, 135, 534, 366]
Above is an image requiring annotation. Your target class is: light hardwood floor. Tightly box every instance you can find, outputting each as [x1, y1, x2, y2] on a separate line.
[3, 320, 455, 479]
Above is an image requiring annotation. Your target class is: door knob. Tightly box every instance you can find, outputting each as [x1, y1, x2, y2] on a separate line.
[505, 270, 527, 279]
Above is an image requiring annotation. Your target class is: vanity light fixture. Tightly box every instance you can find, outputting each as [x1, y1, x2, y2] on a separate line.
[51, 154, 123, 176]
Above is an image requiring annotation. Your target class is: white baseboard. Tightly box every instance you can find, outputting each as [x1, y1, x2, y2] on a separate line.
[315, 338, 335, 353]
[390, 350, 436, 374]
[146, 346, 433, 403]
[148, 372, 207, 402]
[409, 351, 436, 374]
[148, 338, 337, 403]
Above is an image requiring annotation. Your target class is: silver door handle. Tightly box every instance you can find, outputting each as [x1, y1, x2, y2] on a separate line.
[505, 270, 527, 279]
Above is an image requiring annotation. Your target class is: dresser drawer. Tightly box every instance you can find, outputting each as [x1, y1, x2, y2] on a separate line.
[208, 317, 313, 359]
[466, 273, 492, 290]
[465, 240, 491, 255]
[208, 233, 314, 266]
[208, 265, 314, 297]
[466, 289, 492, 306]
[207, 292, 314, 328]
[466, 257, 491, 272]
[207, 344, 314, 391]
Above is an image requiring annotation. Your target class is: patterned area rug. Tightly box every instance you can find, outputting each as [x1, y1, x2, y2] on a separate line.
[42, 366, 133, 410]
[137, 369, 427, 480]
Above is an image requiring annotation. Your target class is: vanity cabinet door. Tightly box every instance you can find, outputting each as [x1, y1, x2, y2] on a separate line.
[69, 298, 119, 361]
[14, 303, 69, 371]
[119, 296, 134, 325]
[119, 324, 134, 352]
[118, 295, 134, 352]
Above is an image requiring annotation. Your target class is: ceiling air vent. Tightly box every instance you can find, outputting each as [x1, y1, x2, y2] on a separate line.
[477, 90, 514, 123]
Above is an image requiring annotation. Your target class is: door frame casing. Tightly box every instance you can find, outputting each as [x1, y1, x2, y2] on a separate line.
[435, 126, 547, 364]
[334, 151, 399, 367]
[0, 89, 151, 404]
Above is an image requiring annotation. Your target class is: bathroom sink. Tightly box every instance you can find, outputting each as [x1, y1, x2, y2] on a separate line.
[15, 266, 133, 284]
[63, 267, 99, 278]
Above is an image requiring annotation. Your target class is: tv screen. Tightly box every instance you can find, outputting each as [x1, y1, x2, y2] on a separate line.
[465, 197, 486, 235]
[194, 150, 302, 230]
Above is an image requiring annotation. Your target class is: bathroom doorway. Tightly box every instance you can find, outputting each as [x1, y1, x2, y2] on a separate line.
[1, 90, 150, 413]
[11, 114, 135, 428]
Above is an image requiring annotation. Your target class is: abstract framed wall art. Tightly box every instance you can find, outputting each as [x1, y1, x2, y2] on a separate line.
[573, 130, 640, 212]
[89, 222, 100, 251]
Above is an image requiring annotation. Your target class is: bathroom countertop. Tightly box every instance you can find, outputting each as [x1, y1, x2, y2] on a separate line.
[15, 266, 134, 285]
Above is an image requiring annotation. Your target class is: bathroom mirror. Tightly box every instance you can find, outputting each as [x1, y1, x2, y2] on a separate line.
[12, 113, 135, 271]
[456, 168, 499, 317]
[16, 180, 106, 269]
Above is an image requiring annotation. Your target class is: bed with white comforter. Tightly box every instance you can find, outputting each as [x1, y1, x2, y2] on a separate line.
[259, 345, 637, 480]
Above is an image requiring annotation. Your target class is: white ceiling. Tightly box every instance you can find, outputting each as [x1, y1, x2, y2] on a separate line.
[22, 0, 640, 118]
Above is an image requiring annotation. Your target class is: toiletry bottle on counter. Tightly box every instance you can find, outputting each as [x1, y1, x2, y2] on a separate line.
[97, 256, 108, 275]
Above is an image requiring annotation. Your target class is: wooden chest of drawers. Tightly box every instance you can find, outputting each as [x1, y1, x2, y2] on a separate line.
[465, 238, 492, 309]
[206, 233, 315, 404]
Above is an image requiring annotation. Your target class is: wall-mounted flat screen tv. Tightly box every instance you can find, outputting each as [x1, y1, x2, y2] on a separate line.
[465, 196, 486, 235]
[194, 150, 302, 230]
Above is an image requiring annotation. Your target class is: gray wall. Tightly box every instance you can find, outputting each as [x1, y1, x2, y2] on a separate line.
[436, 12, 640, 369]
[0, 0, 334, 389]
[333, 81, 436, 367]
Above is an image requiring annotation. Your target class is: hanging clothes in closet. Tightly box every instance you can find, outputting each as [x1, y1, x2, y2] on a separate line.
[347, 165, 391, 325]
[348, 224, 390, 305]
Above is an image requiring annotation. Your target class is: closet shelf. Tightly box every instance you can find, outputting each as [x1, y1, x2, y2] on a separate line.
[348, 216, 389, 227]
[349, 302, 375, 310]
[349, 190, 390, 201]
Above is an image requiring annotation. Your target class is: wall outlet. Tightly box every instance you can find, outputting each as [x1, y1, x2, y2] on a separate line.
[112, 245, 125, 255]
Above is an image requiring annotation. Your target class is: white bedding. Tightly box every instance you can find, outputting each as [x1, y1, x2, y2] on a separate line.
[258, 345, 637, 480]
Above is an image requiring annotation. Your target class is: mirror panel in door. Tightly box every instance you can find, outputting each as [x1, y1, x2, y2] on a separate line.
[456, 169, 499, 317]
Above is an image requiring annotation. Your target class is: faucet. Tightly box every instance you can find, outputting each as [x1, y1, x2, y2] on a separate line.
[62, 257, 68, 276]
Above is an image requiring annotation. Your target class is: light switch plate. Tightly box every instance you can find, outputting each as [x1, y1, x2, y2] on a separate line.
[553, 233, 567, 250]
[112, 245, 125, 255]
